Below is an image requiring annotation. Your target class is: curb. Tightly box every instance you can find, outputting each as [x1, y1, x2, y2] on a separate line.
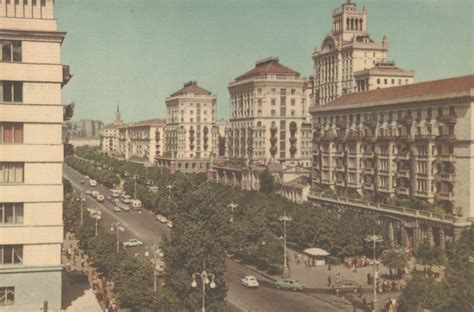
[227, 256, 277, 282]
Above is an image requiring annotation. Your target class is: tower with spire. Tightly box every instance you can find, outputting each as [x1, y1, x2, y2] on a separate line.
[114, 104, 123, 125]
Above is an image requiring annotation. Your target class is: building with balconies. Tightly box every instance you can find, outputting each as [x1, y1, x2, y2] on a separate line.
[227, 57, 312, 167]
[101, 105, 124, 154]
[157, 81, 216, 173]
[312, 1, 415, 107]
[310, 75, 474, 250]
[0, 0, 70, 309]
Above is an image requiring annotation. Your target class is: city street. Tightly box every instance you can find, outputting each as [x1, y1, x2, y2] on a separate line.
[63, 164, 352, 311]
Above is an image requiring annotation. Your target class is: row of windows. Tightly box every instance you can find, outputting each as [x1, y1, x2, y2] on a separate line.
[0, 123, 23, 144]
[0, 245, 23, 265]
[0, 163, 24, 183]
[0, 203, 23, 224]
[2, 0, 46, 6]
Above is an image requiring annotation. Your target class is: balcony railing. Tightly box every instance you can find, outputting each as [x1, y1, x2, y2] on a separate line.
[399, 134, 413, 142]
[438, 113, 457, 124]
[377, 135, 396, 141]
[396, 187, 410, 195]
[363, 183, 375, 190]
[436, 173, 456, 182]
[437, 134, 457, 142]
[396, 153, 411, 160]
[436, 191, 455, 201]
[436, 154, 456, 163]
[414, 134, 435, 141]
[363, 152, 375, 158]
[397, 169, 411, 178]
[398, 115, 414, 125]
[363, 167, 375, 175]
[346, 132, 363, 141]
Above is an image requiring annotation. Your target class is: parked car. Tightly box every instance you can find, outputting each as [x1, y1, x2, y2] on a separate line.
[131, 199, 142, 210]
[332, 280, 362, 294]
[120, 204, 130, 212]
[274, 279, 304, 291]
[241, 275, 259, 288]
[85, 190, 92, 196]
[156, 214, 168, 223]
[122, 239, 143, 248]
[96, 194, 105, 202]
[89, 179, 97, 187]
[113, 206, 121, 212]
[166, 221, 173, 228]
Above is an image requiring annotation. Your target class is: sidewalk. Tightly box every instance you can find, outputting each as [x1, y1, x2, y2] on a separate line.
[61, 234, 104, 312]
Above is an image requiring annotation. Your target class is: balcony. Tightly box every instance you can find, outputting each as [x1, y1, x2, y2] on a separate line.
[363, 167, 375, 175]
[336, 120, 348, 128]
[397, 169, 411, 178]
[364, 120, 378, 127]
[436, 154, 456, 163]
[347, 181, 360, 188]
[436, 191, 455, 201]
[362, 152, 375, 158]
[364, 183, 375, 191]
[437, 134, 457, 142]
[346, 132, 363, 141]
[396, 187, 410, 195]
[347, 167, 359, 173]
[321, 132, 337, 141]
[336, 151, 345, 157]
[62, 65, 73, 86]
[377, 135, 396, 141]
[399, 134, 413, 142]
[436, 173, 456, 182]
[336, 166, 345, 172]
[438, 113, 457, 124]
[336, 180, 345, 186]
[396, 153, 411, 160]
[414, 134, 435, 141]
[378, 186, 392, 193]
[365, 135, 377, 142]
[398, 115, 414, 125]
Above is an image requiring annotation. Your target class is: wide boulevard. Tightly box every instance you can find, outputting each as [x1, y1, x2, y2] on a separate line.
[64, 164, 352, 312]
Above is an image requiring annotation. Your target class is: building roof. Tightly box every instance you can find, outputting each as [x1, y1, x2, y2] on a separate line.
[128, 118, 166, 128]
[169, 81, 212, 97]
[315, 75, 474, 111]
[281, 176, 310, 190]
[234, 57, 299, 82]
[354, 61, 415, 78]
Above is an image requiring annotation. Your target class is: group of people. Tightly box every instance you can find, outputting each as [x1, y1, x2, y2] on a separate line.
[383, 297, 399, 312]
[294, 252, 317, 268]
[344, 256, 370, 271]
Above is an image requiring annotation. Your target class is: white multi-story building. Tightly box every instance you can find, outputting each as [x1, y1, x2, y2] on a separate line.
[312, 0, 414, 107]
[0, 0, 70, 309]
[157, 81, 216, 173]
[101, 106, 124, 154]
[310, 75, 474, 249]
[117, 119, 165, 164]
[227, 57, 312, 167]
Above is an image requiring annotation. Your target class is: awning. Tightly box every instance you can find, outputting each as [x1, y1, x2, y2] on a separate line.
[303, 248, 330, 257]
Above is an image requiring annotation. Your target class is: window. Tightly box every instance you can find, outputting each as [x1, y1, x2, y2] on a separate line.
[271, 110, 275, 117]
[291, 99, 295, 106]
[0, 245, 23, 264]
[377, 79, 380, 84]
[1, 81, 23, 102]
[271, 99, 276, 106]
[0, 203, 23, 224]
[0, 287, 14, 306]
[384, 79, 387, 85]
[291, 89, 295, 95]
[0, 163, 24, 183]
[0, 123, 23, 143]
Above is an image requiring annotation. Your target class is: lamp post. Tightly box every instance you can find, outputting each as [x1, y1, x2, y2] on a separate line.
[365, 232, 384, 311]
[191, 262, 216, 312]
[92, 211, 101, 237]
[76, 195, 86, 226]
[166, 184, 173, 200]
[133, 175, 138, 199]
[110, 222, 124, 253]
[279, 211, 292, 278]
[145, 242, 161, 292]
[227, 201, 238, 223]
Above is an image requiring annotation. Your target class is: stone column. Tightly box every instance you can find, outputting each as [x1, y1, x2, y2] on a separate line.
[426, 225, 434, 247]
[412, 225, 420, 250]
[439, 227, 445, 250]
[401, 226, 409, 248]
[388, 221, 395, 246]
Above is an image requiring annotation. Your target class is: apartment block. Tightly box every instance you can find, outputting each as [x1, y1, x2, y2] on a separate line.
[101, 106, 124, 154]
[227, 57, 312, 167]
[0, 0, 70, 309]
[157, 81, 216, 173]
[310, 75, 474, 248]
[312, 0, 414, 106]
[117, 119, 166, 164]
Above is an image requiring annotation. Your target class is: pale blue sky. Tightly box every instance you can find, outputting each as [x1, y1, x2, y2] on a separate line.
[56, 0, 473, 124]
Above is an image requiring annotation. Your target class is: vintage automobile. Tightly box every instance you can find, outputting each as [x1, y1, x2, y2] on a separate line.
[274, 279, 304, 291]
[240, 275, 259, 288]
[122, 239, 143, 248]
[332, 280, 363, 294]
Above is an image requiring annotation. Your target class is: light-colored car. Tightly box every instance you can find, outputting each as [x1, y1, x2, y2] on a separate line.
[166, 221, 173, 228]
[274, 279, 304, 291]
[120, 204, 130, 212]
[85, 190, 92, 196]
[122, 239, 143, 248]
[241, 275, 259, 288]
[155, 214, 168, 223]
[113, 206, 121, 212]
[332, 280, 362, 294]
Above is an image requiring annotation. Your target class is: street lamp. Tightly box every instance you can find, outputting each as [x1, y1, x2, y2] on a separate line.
[145, 242, 162, 292]
[227, 201, 238, 223]
[191, 262, 216, 312]
[110, 222, 124, 253]
[365, 232, 384, 310]
[133, 175, 138, 199]
[76, 195, 86, 226]
[166, 184, 173, 200]
[92, 211, 101, 237]
[279, 211, 292, 278]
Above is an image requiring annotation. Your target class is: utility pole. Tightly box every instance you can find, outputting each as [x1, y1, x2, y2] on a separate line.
[365, 231, 383, 311]
[279, 211, 292, 278]
[228, 201, 238, 223]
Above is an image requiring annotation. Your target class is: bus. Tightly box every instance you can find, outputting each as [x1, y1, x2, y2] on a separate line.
[120, 194, 132, 204]
[89, 179, 97, 187]
[110, 189, 120, 198]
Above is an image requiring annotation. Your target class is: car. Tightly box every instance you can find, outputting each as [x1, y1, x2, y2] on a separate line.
[166, 221, 173, 228]
[240, 275, 259, 288]
[332, 280, 362, 294]
[120, 204, 130, 212]
[96, 194, 105, 202]
[157, 215, 168, 223]
[85, 190, 92, 196]
[113, 206, 121, 212]
[84, 175, 89, 179]
[274, 279, 304, 291]
[122, 239, 143, 248]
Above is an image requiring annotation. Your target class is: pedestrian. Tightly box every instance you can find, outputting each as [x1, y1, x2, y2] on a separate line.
[327, 274, 332, 287]
[80, 259, 85, 268]
[367, 272, 372, 285]
[335, 272, 341, 284]
[328, 263, 332, 271]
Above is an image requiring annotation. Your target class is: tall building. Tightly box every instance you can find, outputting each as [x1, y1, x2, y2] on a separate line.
[157, 81, 216, 173]
[312, 0, 414, 107]
[117, 119, 166, 163]
[309, 75, 474, 249]
[227, 57, 312, 167]
[0, 0, 71, 309]
[67, 119, 103, 138]
[102, 106, 124, 154]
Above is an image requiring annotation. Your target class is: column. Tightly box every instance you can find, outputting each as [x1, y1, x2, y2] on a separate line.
[426, 225, 434, 247]
[401, 226, 409, 248]
[412, 225, 420, 250]
[439, 227, 445, 250]
[388, 221, 395, 246]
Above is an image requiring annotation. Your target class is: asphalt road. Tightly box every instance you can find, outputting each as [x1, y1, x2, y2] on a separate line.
[63, 164, 352, 312]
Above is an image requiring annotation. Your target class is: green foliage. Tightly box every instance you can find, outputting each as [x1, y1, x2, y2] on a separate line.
[259, 169, 274, 194]
[381, 248, 408, 271]
[415, 240, 445, 267]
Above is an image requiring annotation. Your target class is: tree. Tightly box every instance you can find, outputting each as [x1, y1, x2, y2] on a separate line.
[259, 169, 274, 194]
[415, 240, 444, 269]
[381, 248, 408, 278]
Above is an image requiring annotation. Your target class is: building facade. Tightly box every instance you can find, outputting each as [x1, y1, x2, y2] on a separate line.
[101, 106, 124, 154]
[312, 0, 414, 107]
[310, 75, 474, 250]
[69, 137, 101, 148]
[0, 0, 70, 309]
[227, 57, 312, 167]
[117, 119, 165, 164]
[157, 81, 216, 173]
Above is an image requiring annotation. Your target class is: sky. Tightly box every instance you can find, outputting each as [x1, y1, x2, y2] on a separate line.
[56, 0, 473, 124]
